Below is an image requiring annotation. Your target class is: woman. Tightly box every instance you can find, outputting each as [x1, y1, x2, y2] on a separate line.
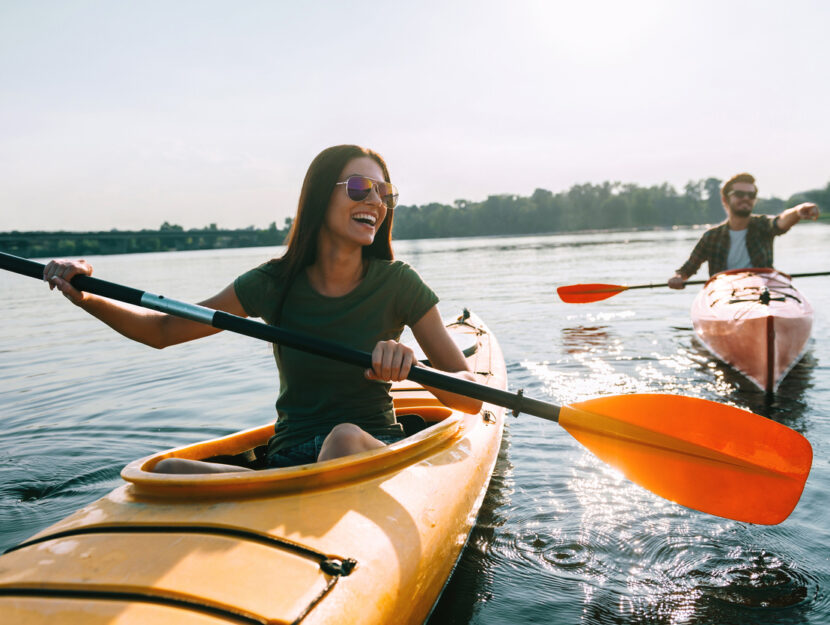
[43, 145, 481, 473]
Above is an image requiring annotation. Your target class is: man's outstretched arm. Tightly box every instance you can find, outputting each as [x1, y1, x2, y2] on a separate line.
[775, 202, 820, 233]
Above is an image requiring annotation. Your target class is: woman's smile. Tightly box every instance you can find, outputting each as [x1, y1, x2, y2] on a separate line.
[352, 211, 378, 227]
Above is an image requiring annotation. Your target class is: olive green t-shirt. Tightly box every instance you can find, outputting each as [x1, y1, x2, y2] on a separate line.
[233, 258, 439, 452]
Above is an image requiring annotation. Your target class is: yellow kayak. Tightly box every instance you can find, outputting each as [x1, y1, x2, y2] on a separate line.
[0, 310, 506, 625]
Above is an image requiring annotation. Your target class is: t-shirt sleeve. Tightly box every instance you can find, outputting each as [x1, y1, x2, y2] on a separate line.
[233, 264, 282, 321]
[394, 262, 439, 327]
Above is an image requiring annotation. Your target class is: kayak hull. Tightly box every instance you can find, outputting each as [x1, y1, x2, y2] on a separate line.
[0, 311, 507, 625]
[691, 268, 813, 393]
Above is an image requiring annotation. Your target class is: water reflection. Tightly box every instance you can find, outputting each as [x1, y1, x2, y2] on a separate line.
[509, 317, 822, 624]
[556, 451, 814, 624]
[480, 426, 820, 625]
[393, 229, 703, 259]
[685, 339, 816, 430]
[428, 434, 514, 624]
[611, 547, 816, 625]
[560, 325, 615, 355]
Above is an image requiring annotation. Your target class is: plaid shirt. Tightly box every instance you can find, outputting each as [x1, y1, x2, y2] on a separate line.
[676, 215, 783, 278]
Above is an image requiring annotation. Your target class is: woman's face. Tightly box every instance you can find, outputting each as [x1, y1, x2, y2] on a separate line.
[321, 156, 389, 249]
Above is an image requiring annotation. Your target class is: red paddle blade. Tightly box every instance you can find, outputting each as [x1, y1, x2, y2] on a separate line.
[558, 394, 812, 525]
[556, 283, 627, 303]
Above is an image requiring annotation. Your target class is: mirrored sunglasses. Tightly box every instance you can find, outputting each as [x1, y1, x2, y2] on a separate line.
[729, 190, 757, 200]
[336, 175, 399, 209]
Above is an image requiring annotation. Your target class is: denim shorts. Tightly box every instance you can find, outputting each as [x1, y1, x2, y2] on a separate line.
[266, 431, 407, 469]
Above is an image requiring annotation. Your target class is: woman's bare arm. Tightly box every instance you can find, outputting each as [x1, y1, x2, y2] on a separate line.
[411, 306, 483, 414]
[43, 259, 247, 349]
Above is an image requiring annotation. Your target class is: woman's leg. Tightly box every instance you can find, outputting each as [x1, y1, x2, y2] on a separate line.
[153, 458, 255, 474]
[154, 424, 393, 472]
[317, 423, 386, 462]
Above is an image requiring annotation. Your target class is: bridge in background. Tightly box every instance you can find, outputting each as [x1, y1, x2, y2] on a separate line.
[0, 228, 286, 258]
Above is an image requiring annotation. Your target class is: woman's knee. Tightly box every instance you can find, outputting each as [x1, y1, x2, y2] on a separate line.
[326, 423, 366, 445]
[319, 423, 382, 460]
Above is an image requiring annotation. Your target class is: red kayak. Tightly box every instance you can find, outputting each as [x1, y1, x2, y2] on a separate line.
[691, 268, 813, 393]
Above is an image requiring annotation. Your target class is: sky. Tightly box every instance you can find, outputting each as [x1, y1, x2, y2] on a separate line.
[1, 0, 828, 232]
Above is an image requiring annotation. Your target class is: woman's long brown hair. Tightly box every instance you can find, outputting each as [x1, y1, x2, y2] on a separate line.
[270, 145, 395, 323]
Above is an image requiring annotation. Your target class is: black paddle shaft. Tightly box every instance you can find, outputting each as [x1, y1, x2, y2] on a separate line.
[0, 252, 561, 422]
[625, 270, 830, 291]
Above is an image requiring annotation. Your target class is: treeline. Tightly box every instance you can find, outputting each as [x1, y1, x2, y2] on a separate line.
[2, 178, 827, 258]
[392, 178, 828, 239]
[0, 221, 289, 259]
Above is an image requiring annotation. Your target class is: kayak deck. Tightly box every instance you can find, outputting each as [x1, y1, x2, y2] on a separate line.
[691, 268, 813, 393]
[0, 311, 507, 625]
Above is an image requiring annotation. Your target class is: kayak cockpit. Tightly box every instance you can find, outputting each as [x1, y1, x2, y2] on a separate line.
[120, 398, 470, 499]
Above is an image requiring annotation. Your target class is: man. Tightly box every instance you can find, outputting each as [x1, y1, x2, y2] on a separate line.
[668, 173, 820, 288]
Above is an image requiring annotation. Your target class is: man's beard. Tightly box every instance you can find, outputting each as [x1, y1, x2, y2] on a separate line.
[732, 205, 752, 218]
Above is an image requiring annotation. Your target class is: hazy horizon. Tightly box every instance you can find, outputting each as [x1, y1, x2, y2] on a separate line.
[2, 1, 828, 232]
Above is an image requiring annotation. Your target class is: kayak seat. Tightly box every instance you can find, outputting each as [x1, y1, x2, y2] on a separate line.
[397, 413, 428, 436]
[202, 445, 269, 470]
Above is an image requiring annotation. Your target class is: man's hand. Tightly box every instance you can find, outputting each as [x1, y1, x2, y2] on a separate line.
[795, 202, 820, 221]
[668, 274, 686, 290]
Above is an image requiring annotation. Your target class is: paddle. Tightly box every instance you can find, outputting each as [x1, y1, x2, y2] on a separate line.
[558, 271, 830, 303]
[0, 251, 812, 525]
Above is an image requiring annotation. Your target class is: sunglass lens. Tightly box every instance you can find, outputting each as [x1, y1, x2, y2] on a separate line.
[346, 176, 373, 201]
[345, 176, 399, 209]
[378, 182, 399, 209]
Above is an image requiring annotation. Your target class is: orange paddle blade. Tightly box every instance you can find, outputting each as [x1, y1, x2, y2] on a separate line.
[557, 283, 627, 303]
[559, 394, 812, 524]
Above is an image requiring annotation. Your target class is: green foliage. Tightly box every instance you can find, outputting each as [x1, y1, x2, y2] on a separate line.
[0, 224, 291, 258]
[794, 181, 830, 216]
[390, 178, 829, 240]
[2, 178, 827, 257]
[393, 178, 719, 238]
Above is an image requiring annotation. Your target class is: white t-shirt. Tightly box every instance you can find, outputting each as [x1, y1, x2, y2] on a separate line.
[727, 228, 752, 270]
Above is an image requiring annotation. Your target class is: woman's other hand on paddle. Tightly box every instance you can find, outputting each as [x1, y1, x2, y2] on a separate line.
[43, 259, 92, 305]
[366, 340, 416, 382]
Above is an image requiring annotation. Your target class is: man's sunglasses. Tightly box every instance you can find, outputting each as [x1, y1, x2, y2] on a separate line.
[729, 190, 757, 200]
[336, 175, 399, 209]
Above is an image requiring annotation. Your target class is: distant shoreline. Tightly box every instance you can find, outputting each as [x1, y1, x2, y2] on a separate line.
[3, 176, 826, 258]
[7, 220, 830, 260]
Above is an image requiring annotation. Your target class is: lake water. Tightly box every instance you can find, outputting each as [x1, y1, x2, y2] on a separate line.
[1, 224, 829, 624]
